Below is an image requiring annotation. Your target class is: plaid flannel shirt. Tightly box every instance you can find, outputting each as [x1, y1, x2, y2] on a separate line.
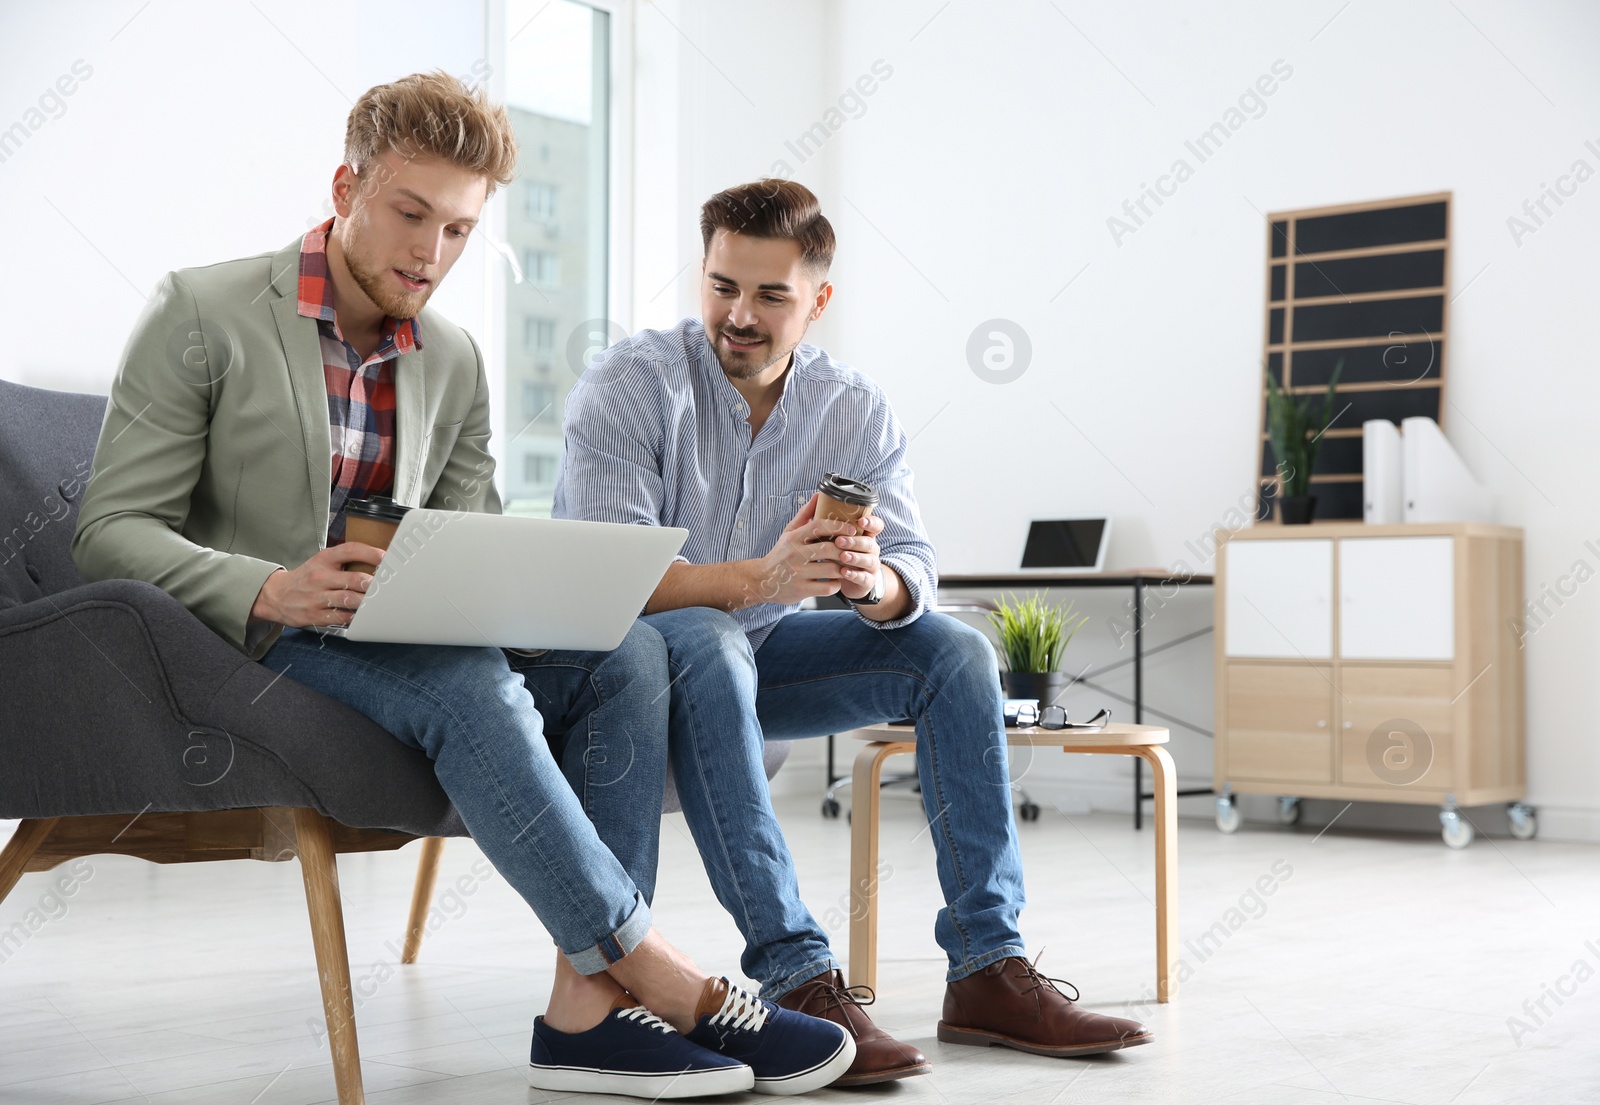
[296, 217, 422, 544]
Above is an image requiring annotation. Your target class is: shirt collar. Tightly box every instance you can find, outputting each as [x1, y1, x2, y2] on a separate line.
[296, 217, 423, 354]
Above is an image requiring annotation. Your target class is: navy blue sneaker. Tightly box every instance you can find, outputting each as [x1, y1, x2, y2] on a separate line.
[687, 978, 856, 1095]
[528, 999, 754, 1099]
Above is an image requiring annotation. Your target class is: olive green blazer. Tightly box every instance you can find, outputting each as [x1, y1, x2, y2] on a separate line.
[72, 230, 501, 660]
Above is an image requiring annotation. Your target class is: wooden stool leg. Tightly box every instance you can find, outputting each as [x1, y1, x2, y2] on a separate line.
[1134, 746, 1178, 1002]
[401, 836, 445, 964]
[0, 818, 61, 902]
[293, 808, 365, 1105]
[847, 742, 903, 991]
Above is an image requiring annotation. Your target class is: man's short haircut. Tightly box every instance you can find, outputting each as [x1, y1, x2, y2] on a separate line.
[699, 179, 835, 278]
[345, 70, 518, 198]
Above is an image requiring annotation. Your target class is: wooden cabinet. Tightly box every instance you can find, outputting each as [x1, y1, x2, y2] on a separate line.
[1214, 522, 1524, 822]
[1224, 663, 1334, 783]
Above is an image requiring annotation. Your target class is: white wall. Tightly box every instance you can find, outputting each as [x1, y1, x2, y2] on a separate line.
[0, 1, 493, 396]
[809, 0, 1600, 837]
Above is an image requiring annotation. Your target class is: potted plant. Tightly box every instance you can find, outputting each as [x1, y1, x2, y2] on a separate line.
[1265, 359, 1342, 524]
[987, 592, 1089, 706]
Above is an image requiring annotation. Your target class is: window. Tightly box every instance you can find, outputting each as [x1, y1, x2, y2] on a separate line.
[525, 317, 556, 353]
[523, 381, 555, 418]
[499, 0, 612, 518]
[525, 181, 557, 221]
[523, 453, 559, 486]
[522, 249, 561, 287]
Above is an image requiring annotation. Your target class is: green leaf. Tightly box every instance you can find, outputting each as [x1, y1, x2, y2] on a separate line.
[985, 592, 1090, 673]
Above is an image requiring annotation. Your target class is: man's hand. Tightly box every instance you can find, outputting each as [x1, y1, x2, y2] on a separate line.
[745, 493, 865, 606]
[832, 511, 887, 601]
[249, 542, 388, 629]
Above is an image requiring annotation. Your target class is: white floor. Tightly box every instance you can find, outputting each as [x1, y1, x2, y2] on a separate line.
[2, 790, 1597, 1105]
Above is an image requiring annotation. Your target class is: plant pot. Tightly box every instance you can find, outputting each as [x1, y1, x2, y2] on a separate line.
[1279, 494, 1317, 525]
[1001, 670, 1068, 706]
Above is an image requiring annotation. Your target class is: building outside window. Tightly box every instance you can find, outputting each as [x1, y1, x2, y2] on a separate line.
[524, 181, 557, 222]
[522, 381, 555, 419]
[525, 317, 556, 353]
[500, 0, 611, 517]
[523, 452, 560, 487]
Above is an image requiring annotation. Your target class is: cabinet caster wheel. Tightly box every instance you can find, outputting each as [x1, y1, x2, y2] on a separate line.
[1215, 796, 1241, 834]
[821, 797, 841, 819]
[1508, 803, 1537, 841]
[1020, 802, 1041, 822]
[1440, 807, 1474, 849]
[1276, 797, 1302, 826]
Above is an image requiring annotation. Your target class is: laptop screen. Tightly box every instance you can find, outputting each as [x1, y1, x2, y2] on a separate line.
[1020, 519, 1107, 569]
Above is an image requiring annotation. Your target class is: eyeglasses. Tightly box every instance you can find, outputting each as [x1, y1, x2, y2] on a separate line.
[1015, 704, 1112, 731]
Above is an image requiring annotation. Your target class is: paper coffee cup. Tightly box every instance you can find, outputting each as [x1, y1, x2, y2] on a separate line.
[342, 495, 410, 573]
[813, 472, 879, 535]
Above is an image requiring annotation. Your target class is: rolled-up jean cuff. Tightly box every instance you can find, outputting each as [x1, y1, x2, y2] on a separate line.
[946, 944, 1029, 983]
[564, 891, 653, 975]
[761, 955, 842, 1001]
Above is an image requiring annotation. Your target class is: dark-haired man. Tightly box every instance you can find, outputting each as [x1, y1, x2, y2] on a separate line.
[554, 179, 1152, 1085]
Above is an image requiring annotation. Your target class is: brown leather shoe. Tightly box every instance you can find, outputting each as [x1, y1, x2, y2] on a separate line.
[777, 970, 932, 1086]
[938, 956, 1152, 1057]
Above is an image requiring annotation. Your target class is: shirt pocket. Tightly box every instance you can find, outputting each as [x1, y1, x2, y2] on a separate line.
[769, 486, 815, 523]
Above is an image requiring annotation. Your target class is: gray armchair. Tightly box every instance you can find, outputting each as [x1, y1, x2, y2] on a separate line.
[0, 379, 472, 1102]
[0, 378, 788, 1103]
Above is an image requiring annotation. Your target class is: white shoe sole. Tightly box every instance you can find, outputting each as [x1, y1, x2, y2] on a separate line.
[753, 1030, 857, 1096]
[528, 1061, 754, 1099]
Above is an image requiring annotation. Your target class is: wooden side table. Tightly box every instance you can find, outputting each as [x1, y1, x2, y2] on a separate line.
[845, 721, 1179, 1002]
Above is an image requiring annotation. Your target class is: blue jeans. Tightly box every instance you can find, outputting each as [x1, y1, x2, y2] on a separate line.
[644, 608, 1027, 996]
[259, 623, 669, 973]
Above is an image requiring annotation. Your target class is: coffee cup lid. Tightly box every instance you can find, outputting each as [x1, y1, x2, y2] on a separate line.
[817, 472, 879, 507]
[344, 495, 411, 522]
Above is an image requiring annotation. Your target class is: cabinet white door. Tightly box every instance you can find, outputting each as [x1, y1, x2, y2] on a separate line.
[1338, 537, 1455, 660]
[1224, 539, 1333, 658]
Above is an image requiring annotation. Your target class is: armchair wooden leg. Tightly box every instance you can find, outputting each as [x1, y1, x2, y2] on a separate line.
[1133, 745, 1179, 1002]
[0, 818, 60, 902]
[293, 808, 365, 1105]
[401, 836, 445, 964]
[847, 741, 909, 992]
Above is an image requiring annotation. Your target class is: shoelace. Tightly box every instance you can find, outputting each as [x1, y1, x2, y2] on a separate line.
[616, 1004, 677, 1035]
[708, 983, 771, 1034]
[1009, 950, 1081, 1008]
[808, 979, 877, 1038]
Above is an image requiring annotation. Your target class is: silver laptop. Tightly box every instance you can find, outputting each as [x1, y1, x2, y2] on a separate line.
[334, 510, 687, 651]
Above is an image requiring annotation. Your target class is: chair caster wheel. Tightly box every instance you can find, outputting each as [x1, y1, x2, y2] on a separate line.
[1276, 797, 1302, 826]
[1508, 803, 1537, 840]
[1020, 802, 1041, 822]
[1216, 795, 1241, 833]
[1440, 807, 1474, 849]
[821, 797, 841, 819]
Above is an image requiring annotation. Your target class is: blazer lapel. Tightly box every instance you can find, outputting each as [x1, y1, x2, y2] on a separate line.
[267, 235, 333, 544]
[392, 343, 427, 507]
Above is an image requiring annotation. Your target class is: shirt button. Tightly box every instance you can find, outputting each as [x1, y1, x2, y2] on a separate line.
[737, 520, 746, 529]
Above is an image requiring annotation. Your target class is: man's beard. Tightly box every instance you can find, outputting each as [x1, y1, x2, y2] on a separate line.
[712, 318, 808, 379]
[345, 241, 431, 320]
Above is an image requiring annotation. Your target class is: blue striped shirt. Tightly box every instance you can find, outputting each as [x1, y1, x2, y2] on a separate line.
[552, 317, 937, 649]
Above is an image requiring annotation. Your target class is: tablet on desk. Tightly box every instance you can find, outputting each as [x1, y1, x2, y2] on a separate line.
[1015, 518, 1111, 574]
[332, 510, 687, 652]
